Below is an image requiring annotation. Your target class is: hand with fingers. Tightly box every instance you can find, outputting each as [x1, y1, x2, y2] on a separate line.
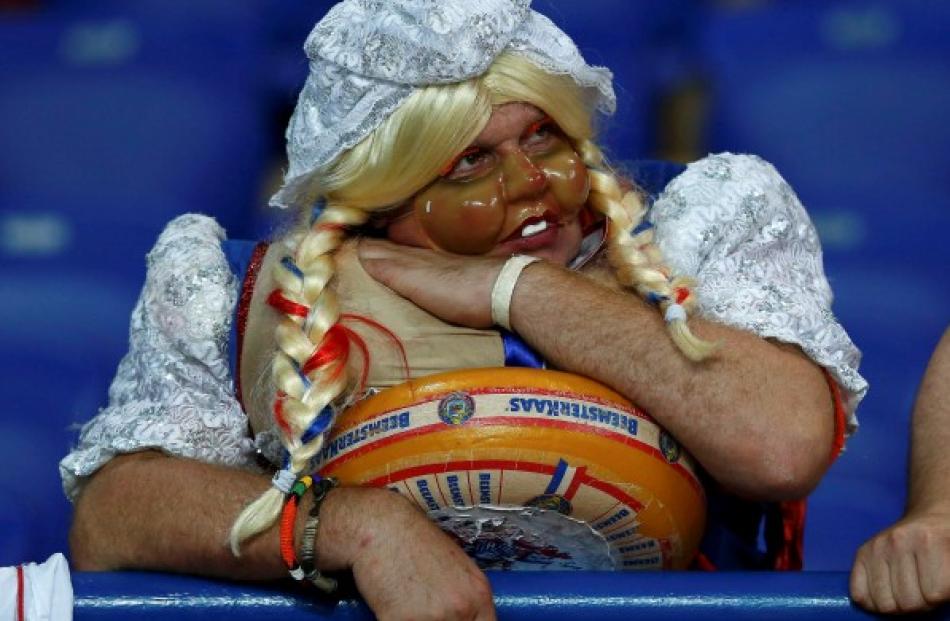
[358, 239, 509, 330]
[346, 490, 497, 621]
[850, 508, 950, 614]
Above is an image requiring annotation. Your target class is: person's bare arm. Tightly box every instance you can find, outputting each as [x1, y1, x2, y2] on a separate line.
[851, 328, 950, 614]
[906, 329, 950, 520]
[358, 242, 834, 501]
[510, 261, 833, 500]
[71, 451, 283, 577]
[71, 451, 496, 620]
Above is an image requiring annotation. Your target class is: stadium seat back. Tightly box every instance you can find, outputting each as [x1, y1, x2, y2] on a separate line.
[702, 1, 950, 263]
[0, 11, 267, 237]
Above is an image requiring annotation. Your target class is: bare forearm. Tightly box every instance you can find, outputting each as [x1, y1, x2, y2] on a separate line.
[354, 241, 834, 498]
[510, 262, 833, 499]
[70, 452, 272, 577]
[70, 451, 496, 617]
[69, 452, 377, 579]
[907, 328, 950, 514]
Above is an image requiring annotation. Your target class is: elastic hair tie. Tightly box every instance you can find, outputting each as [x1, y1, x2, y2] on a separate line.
[272, 468, 297, 495]
[646, 292, 668, 306]
[664, 303, 687, 324]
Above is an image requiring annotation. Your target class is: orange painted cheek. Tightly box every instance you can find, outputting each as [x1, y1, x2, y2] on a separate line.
[412, 176, 507, 255]
[540, 150, 590, 218]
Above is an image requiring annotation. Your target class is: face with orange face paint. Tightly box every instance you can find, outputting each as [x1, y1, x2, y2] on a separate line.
[386, 103, 591, 266]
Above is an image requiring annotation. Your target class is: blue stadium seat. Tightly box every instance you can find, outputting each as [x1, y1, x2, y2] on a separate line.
[256, 0, 336, 97]
[0, 212, 147, 564]
[47, 0, 259, 23]
[0, 8, 267, 239]
[0, 196, 186, 565]
[0, 353, 112, 566]
[0, 10, 272, 523]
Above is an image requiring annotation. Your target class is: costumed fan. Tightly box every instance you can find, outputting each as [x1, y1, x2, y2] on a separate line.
[63, 1, 867, 617]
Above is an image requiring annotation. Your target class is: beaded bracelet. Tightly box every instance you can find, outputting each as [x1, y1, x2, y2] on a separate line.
[299, 476, 339, 592]
[278, 474, 314, 581]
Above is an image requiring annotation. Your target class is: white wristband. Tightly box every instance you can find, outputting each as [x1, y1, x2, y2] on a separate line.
[491, 255, 540, 331]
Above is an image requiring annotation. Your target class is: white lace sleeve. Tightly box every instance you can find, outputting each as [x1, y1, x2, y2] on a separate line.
[651, 153, 868, 430]
[59, 214, 259, 501]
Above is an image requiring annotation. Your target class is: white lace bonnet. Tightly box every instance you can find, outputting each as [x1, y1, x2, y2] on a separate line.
[270, 0, 617, 210]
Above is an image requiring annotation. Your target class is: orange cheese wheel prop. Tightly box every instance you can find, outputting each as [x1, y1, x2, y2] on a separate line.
[317, 368, 706, 570]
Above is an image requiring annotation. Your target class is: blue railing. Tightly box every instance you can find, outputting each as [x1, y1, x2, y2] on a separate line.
[71, 571, 950, 620]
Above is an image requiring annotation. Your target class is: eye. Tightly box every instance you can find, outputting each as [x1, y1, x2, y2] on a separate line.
[440, 146, 493, 179]
[522, 116, 559, 147]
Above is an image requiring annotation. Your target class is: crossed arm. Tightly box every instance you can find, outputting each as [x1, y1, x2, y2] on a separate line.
[70, 451, 496, 620]
[358, 241, 836, 500]
[71, 242, 837, 619]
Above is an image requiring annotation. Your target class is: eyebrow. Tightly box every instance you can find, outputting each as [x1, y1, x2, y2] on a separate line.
[439, 146, 481, 177]
[439, 113, 554, 176]
[522, 115, 554, 139]
[470, 112, 549, 148]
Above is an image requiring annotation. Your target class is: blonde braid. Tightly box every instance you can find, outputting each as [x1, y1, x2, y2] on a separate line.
[577, 140, 717, 362]
[229, 202, 368, 555]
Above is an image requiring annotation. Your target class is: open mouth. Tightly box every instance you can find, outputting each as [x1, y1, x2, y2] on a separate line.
[503, 212, 558, 242]
[520, 219, 549, 238]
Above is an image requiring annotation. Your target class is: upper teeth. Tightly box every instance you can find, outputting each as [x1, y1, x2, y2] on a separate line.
[521, 220, 548, 238]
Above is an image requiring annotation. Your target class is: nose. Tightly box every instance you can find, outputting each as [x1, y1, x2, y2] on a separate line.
[500, 148, 548, 202]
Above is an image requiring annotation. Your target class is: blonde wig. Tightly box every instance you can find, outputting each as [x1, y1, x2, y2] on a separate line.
[229, 52, 716, 554]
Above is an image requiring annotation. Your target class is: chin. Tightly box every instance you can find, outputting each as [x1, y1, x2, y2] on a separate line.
[527, 244, 575, 266]
[531, 223, 583, 266]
